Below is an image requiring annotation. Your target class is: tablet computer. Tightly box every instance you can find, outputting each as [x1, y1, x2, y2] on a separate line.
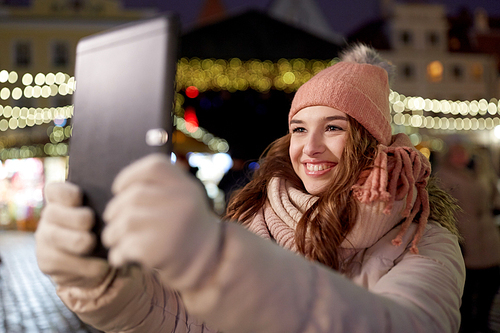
[68, 13, 179, 258]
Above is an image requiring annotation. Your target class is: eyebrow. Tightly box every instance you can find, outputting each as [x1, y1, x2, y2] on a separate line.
[290, 115, 349, 124]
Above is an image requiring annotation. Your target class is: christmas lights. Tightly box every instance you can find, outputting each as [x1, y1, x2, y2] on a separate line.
[2, 57, 500, 160]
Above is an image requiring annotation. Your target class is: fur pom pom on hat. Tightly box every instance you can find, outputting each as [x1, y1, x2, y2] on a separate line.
[289, 44, 394, 146]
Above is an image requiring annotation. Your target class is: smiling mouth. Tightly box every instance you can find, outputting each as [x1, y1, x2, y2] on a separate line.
[305, 163, 334, 172]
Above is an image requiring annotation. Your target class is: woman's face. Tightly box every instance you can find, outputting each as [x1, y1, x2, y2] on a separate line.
[289, 106, 349, 195]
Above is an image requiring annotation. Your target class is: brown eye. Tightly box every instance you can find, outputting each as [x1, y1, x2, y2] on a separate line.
[326, 125, 343, 131]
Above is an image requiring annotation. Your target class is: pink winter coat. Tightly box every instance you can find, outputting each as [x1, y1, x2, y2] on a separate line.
[56, 218, 465, 332]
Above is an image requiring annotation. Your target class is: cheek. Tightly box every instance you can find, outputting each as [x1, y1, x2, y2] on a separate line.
[289, 142, 300, 171]
[329, 135, 347, 157]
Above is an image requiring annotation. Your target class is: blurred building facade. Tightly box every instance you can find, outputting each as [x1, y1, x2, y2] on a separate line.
[0, 0, 153, 230]
[347, 1, 500, 170]
[0, 0, 153, 155]
[379, 2, 497, 101]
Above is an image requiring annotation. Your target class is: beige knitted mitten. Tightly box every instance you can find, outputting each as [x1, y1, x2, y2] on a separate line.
[102, 154, 222, 291]
[36, 182, 111, 288]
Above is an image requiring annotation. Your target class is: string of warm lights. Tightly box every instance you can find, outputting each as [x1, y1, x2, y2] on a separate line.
[389, 91, 500, 131]
[176, 57, 337, 93]
[0, 70, 75, 100]
[0, 104, 73, 131]
[1, 57, 500, 160]
[174, 115, 229, 153]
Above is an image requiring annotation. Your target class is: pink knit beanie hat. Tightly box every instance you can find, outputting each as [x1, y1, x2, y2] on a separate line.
[289, 45, 393, 146]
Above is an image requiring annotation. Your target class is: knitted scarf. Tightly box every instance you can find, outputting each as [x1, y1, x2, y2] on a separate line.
[246, 133, 431, 255]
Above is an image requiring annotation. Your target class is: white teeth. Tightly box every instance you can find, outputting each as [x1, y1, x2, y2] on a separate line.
[306, 164, 330, 171]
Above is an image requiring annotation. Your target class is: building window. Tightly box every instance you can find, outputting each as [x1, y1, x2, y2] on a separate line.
[400, 30, 413, 46]
[14, 41, 32, 68]
[451, 64, 463, 80]
[427, 61, 443, 82]
[449, 37, 461, 51]
[471, 63, 483, 82]
[427, 32, 439, 46]
[52, 41, 70, 67]
[400, 63, 415, 80]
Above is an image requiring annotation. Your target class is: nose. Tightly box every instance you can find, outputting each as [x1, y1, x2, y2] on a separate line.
[303, 132, 325, 156]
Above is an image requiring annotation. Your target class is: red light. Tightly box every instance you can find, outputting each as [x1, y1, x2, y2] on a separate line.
[186, 86, 199, 98]
[184, 106, 199, 133]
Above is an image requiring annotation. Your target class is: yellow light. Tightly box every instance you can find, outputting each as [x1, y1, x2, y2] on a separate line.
[419, 147, 431, 159]
[12, 87, 22, 100]
[3, 106, 12, 118]
[22, 73, 33, 86]
[471, 118, 478, 130]
[432, 100, 440, 112]
[24, 86, 33, 98]
[0, 70, 8, 83]
[459, 102, 468, 115]
[425, 116, 434, 129]
[434, 117, 441, 130]
[393, 101, 405, 113]
[463, 118, 471, 130]
[470, 100, 479, 114]
[282, 72, 295, 84]
[440, 100, 451, 113]
[50, 85, 58, 96]
[427, 61, 443, 82]
[8, 71, 18, 84]
[478, 118, 486, 130]
[0, 88, 10, 100]
[58, 84, 68, 96]
[12, 107, 20, 119]
[20, 107, 28, 119]
[45, 73, 56, 85]
[67, 77, 75, 92]
[55, 72, 66, 84]
[35, 73, 45, 86]
[411, 115, 423, 127]
[488, 103, 497, 115]
[8, 118, 18, 130]
[450, 102, 459, 115]
[33, 86, 42, 98]
[393, 113, 403, 125]
[0, 119, 7, 131]
[486, 118, 494, 130]
[41, 86, 51, 98]
[424, 99, 432, 111]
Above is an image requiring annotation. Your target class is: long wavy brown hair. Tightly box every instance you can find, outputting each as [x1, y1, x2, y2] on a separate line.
[225, 116, 460, 270]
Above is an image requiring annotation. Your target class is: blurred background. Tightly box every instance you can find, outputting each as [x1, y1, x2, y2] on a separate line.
[1, 0, 500, 331]
[1, 0, 500, 224]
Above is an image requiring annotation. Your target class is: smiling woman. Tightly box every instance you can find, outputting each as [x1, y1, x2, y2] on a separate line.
[36, 44, 464, 333]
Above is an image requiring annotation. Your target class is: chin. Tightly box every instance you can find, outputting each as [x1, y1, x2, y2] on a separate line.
[305, 184, 327, 195]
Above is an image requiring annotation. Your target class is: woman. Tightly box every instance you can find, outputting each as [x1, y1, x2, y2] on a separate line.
[35, 44, 465, 332]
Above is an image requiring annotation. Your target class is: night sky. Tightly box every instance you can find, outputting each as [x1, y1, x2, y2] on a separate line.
[123, 0, 500, 36]
[7, 0, 500, 36]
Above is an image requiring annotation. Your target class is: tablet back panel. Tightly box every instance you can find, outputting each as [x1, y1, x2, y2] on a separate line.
[69, 14, 179, 256]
